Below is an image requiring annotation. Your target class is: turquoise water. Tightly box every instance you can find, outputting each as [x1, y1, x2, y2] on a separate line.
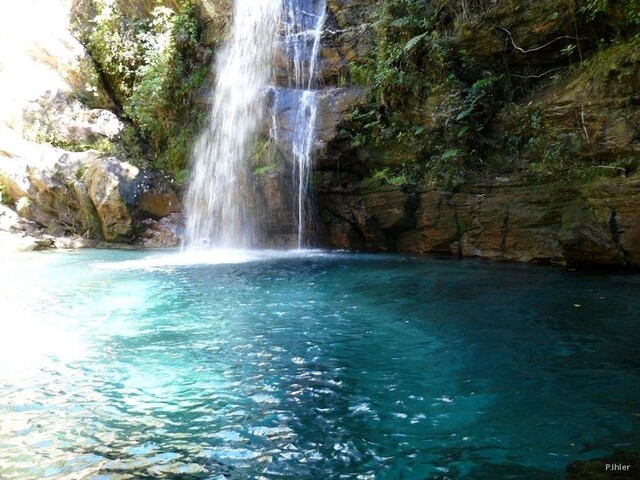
[0, 249, 638, 479]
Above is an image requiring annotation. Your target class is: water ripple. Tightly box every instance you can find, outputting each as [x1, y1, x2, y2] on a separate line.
[1, 251, 639, 479]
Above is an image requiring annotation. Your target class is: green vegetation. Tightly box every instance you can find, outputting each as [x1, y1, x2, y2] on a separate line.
[0, 184, 9, 205]
[344, 0, 507, 186]
[35, 131, 115, 154]
[73, 0, 215, 182]
[344, 0, 640, 188]
[75, 164, 88, 181]
[361, 167, 408, 190]
[250, 136, 282, 177]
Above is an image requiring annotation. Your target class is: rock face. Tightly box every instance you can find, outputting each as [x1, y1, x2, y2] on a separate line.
[0, 1, 117, 140]
[0, 133, 180, 244]
[310, 0, 640, 268]
[317, 173, 640, 268]
[249, 0, 376, 246]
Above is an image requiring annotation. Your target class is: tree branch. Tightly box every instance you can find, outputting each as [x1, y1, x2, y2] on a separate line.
[496, 26, 587, 54]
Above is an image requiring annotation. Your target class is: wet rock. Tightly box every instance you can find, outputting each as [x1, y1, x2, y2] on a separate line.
[135, 171, 182, 219]
[315, 87, 369, 154]
[559, 198, 625, 266]
[266, 87, 369, 171]
[323, 0, 377, 82]
[137, 213, 184, 248]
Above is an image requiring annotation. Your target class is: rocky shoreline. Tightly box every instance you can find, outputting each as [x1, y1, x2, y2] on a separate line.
[316, 172, 640, 269]
[0, 133, 183, 253]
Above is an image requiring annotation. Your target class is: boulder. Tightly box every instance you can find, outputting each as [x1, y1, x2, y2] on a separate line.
[83, 157, 181, 241]
[0, 131, 103, 236]
[137, 213, 184, 248]
[83, 158, 138, 241]
[0, 133, 181, 244]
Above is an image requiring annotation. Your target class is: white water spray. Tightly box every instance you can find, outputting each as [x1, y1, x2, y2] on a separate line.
[282, 0, 325, 248]
[184, 0, 282, 249]
[184, 0, 325, 250]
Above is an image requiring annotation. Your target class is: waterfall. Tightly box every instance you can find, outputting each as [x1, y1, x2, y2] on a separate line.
[282, 0, 325, 248]
[184, 0, 282, 249]
[183, 0, 325, 250]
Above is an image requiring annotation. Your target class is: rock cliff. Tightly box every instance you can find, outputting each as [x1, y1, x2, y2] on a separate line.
[312, 0, 640, 268]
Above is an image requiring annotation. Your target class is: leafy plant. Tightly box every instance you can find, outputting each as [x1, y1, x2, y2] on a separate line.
[75, 0, 212, 178]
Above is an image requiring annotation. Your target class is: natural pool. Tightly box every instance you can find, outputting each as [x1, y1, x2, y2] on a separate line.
[0, 249, 638, 479]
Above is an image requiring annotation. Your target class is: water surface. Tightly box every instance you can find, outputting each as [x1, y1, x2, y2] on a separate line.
[0, 250, 638, 479]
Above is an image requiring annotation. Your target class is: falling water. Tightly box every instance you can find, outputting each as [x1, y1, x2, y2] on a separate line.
[184, 0, 282, 249]
[184, 0, 325, 250]
[282, 0, 325, 248]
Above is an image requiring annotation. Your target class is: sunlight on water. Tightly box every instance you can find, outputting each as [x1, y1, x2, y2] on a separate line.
[0, 254, 87, 374]
[1, 250, 639, 479]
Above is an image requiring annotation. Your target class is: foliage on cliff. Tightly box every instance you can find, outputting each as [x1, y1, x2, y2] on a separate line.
[344, 0, 640, 187]
[72, 0, 216, 181]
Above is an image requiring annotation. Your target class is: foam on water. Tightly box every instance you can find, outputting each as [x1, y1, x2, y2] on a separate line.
[94, 248, 331, 271]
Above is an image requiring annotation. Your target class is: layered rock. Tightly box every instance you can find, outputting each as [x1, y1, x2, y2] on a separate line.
[318, 173, 640, 268]
[2, 0, 638, 264]
[312, 0, 640, 268]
